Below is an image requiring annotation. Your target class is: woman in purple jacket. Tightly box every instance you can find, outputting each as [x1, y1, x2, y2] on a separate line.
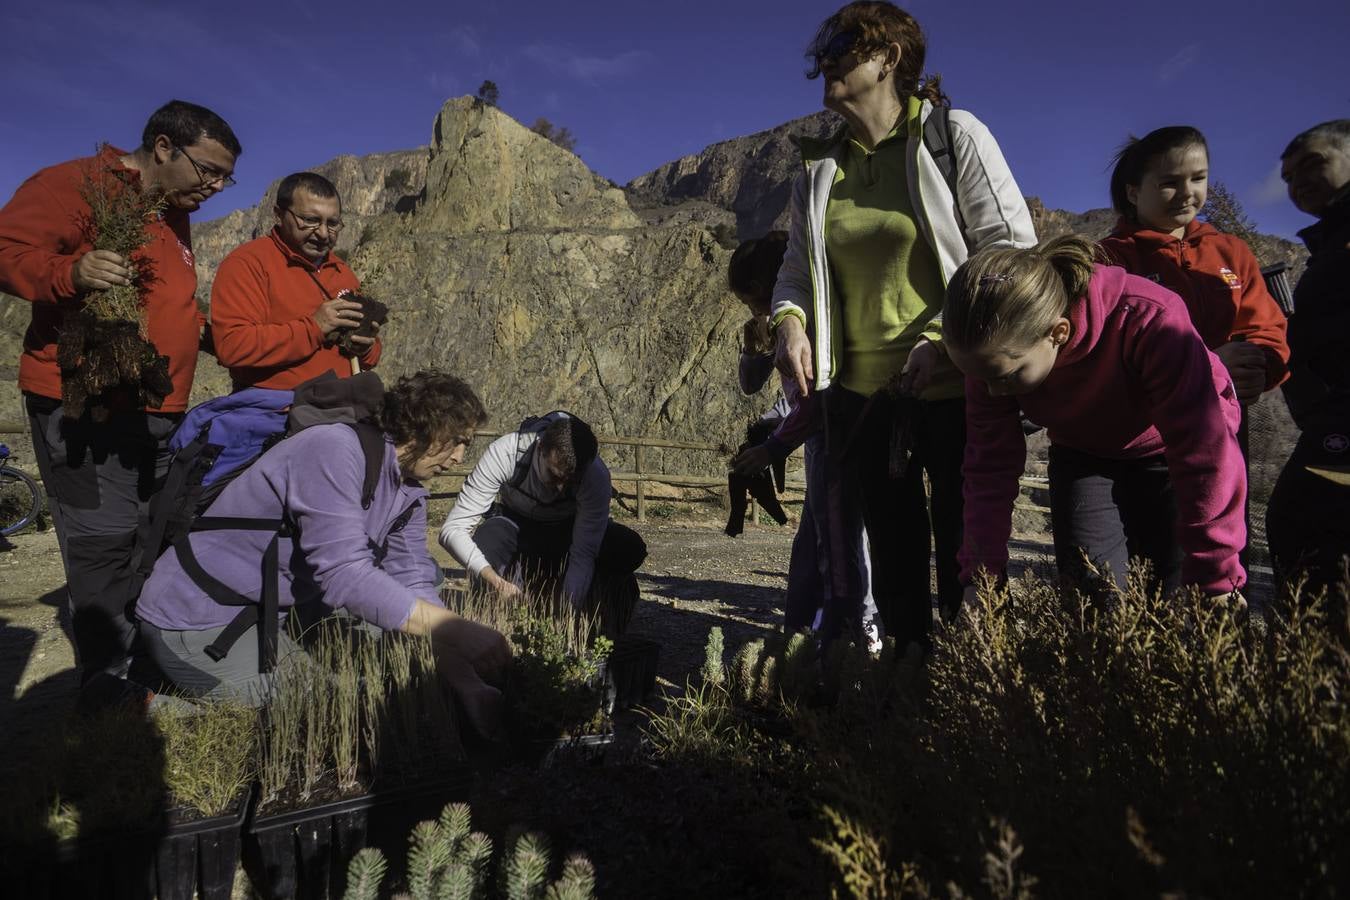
[136, 371, 511, 730]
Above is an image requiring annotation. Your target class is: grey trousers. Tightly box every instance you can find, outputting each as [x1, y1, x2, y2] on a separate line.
[25, 393, 178, 682]
[139, 619, 307, 707]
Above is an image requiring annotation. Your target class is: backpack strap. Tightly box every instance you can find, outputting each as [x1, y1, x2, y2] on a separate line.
[922, 105, 967, 237]
[124, 429, 219, 621]
[187, 424, 386, 670]
[352, 421, 386, 510]
[175, 515, 288, 671]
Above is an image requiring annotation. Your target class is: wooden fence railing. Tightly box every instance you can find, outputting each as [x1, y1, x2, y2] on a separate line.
[427, 429, 1051, 523]
[4, 419, 1051, 522]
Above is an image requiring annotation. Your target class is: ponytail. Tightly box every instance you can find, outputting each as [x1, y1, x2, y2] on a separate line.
[944, 235, 1101, 352]
[1037, 235, 1096, 303]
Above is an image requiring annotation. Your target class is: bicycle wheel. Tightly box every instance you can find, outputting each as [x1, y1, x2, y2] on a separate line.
[0, 467, 43, 537]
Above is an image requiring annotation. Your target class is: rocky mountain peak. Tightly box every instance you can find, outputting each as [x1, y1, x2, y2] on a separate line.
[417, 97, 639, 235]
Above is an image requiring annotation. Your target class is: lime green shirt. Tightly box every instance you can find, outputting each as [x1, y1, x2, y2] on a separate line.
[825, 127, 961, 399]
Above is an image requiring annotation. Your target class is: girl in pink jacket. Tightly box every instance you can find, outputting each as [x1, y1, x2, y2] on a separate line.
[941, 235, 1247, 602]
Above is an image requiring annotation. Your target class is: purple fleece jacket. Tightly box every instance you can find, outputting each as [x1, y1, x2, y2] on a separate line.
[959, 265, 1247, 595]
[136, 423, 442, 632]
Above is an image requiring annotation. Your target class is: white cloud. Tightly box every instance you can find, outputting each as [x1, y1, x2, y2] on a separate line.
[445, 25, 482, 59]
[523, 44, 653, 86]
[1156, 44, 1198, 84]
[1253, 162, 1289, 206]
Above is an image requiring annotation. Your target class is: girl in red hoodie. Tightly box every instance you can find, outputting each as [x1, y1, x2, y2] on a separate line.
[943, 236, 1247, 605]
[1100, 126, 1289, 403]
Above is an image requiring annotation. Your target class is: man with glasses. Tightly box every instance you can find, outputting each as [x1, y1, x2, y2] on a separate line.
[0, 99, 241, 704]
[209, 171, 380, 391]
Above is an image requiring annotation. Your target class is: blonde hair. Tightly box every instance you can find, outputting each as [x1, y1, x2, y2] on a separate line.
[942, 235, 1099, 351]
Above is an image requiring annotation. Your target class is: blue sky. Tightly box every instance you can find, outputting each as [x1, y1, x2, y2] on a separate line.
[2, 0, 1347, 239]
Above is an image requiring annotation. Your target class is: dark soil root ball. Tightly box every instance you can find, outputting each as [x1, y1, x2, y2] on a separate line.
[57, 312, 173, 420]
[138, 354, 173, 409]
[335, 293, 389, 356]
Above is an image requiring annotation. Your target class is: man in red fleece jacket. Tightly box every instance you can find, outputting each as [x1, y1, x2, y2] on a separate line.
[209, 171, 380, 390]
[0, 100, 241, 696]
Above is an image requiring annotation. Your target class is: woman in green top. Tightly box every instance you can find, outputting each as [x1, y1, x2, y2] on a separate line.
[771, 1, 1037, 648]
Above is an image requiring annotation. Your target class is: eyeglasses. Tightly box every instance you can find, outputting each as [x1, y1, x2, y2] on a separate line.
[285, 207, 345, 234]
[174, 145, 236, 189]
[813, 29, 861, 67]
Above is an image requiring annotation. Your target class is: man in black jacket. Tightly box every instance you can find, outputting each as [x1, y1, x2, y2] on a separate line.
[1267, 119, 1350, 620]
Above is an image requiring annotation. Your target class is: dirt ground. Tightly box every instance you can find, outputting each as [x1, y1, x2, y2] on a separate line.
[0, 511, 817, 717]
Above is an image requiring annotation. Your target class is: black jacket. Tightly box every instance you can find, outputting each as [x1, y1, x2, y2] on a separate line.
[1283, 188, 1350, 429]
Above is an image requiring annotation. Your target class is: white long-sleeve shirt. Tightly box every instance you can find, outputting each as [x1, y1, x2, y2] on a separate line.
[439, 428, 612, 602]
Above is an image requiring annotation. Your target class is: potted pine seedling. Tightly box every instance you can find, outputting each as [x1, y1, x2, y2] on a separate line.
[340, 801, 598, 900]
[58, 154, 175, 421]
[0, 699, 255, 900]
[453, 584, 615, 768]
[244, 621, 471, 900]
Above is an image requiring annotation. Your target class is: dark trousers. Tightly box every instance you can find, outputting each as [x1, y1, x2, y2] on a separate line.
[821, 388, 965, 648]
[1048, 444, 1182, 597]
[1266, 426, 1350, 621]
[25, 394, 178, 682]
[473, 510, 648, 633]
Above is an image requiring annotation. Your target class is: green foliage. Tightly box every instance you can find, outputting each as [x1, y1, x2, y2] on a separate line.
[342, 801, 594, 899]
[455, 587, 611, 741]
[1, 699, 254, 849]
[342, 847, 388, 900]
[546, 855, 596, 900]
[701, 626, 725, 685]
[440, 801, 474, 849]
[157, 701, 256, 817]
[501, 831, 551, 900]
[642, 572, 1350, 897]
[730, 637, 764, 704]
[529, 118, 577, 154]
[1202, 179, 1260, 245]
[77, 158, 165, 323]
[476, 80, 500, 106]
[257, 622, 459, 811]
[60, 154, 174, 418]
[642, 680, 749, 764]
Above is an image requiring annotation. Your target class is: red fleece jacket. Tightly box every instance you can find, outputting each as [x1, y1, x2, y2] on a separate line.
[1100, 218, 1289, 389]
[0, 145, 201, 412]
[209, 228, 380, 390]
[959, 265, 1247, 595]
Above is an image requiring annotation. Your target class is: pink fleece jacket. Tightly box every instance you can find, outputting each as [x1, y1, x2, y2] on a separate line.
[958, 264, 1247, 595]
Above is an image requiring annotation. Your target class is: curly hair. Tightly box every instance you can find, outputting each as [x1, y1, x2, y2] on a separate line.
[805, 1, 948, 106]
[377, 371, 488, 459]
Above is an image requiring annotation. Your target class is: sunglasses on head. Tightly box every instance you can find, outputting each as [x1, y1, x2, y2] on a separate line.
[814, 30, 861, 66]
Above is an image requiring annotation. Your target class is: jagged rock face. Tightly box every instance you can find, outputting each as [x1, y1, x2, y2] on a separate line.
[345, 99, 757, 473]
[627, 111, 841, 238]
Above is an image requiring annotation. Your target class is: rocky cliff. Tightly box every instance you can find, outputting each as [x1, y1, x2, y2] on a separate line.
[627, 111, 840, 238]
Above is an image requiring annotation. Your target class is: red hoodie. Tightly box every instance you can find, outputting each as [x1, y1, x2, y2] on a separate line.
[209, 228, 381, 390]
[959, 265, 1247, 595]
[0, 145, 201, 411]
[1100, 218, 1289, 389]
